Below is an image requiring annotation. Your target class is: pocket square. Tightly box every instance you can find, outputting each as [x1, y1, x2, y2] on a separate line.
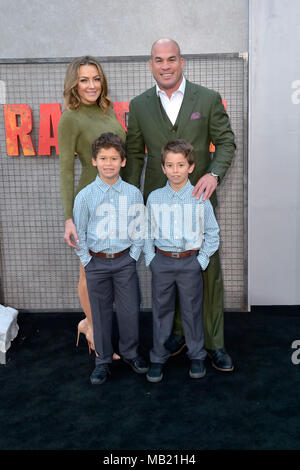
[190, 112, 201, 120]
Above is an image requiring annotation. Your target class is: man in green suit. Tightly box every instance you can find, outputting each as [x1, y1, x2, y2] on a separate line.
[122, 38, 236, 372]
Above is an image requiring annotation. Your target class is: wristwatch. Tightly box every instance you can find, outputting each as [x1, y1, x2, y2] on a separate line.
[210, 172, 219, 184]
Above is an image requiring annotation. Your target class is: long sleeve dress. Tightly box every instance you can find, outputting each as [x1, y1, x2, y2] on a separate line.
[58, 102, 126, 220]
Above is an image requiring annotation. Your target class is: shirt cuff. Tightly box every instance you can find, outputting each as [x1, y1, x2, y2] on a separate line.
[130, 245, 142, 261]
[197, 251, 209, 270]
[75, 250, 92, 268]
[144, 252, 155, 267]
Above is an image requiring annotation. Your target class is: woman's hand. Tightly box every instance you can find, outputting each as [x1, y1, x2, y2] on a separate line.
[64, 218, 79, 249]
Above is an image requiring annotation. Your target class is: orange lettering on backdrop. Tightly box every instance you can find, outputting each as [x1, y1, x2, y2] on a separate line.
[209, 99, 227, 153]
[3, 104, 36, 156]
[2, 98, 227, 157]
[113, 102, 129, 131]
[38, 103, 62, 155]
[113, 101, 148, 153]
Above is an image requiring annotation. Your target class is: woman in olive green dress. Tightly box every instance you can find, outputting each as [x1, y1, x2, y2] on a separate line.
[58, 56, 126, 356]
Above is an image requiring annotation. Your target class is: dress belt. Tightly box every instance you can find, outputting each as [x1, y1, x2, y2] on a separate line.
[155, 247, 199, 258]
[89, 248, 130, 259]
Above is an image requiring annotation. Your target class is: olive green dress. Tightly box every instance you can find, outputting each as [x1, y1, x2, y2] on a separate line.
[58, 102, 126, 220]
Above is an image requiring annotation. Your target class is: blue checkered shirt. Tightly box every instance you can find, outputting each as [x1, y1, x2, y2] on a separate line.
[144, 180, 220, 269]
[73, 176, 144, 267]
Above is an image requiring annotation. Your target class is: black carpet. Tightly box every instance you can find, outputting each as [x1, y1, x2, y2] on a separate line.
[0, 307, 300, 452]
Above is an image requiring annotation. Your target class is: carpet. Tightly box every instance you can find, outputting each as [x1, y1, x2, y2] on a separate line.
[0, 307, 299, 451]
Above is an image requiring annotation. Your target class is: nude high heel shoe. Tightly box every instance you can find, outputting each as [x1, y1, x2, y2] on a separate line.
[76, 318, 92, 354]
[76, 318, 121, 360]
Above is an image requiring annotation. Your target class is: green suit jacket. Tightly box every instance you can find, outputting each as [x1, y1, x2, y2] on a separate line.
[123, 79, 236, 206]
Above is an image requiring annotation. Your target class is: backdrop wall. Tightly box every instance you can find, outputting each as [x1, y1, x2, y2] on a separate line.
[3, 0, 299, 307]
[249, 0, 300, 305]
[0, 0, 249, 58]
[0, 55, 248, 312]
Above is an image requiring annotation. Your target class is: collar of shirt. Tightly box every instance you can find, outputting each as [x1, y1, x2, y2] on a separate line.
[165, 179, 193, 200]
[95, 175, 122, 193]
[156, 75, 186, 100]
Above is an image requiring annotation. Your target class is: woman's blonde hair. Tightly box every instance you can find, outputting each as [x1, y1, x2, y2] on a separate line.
[63, 56, 111, 111]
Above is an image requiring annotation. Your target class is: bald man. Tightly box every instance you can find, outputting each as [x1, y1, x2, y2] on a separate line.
[122, 38, 236, 372]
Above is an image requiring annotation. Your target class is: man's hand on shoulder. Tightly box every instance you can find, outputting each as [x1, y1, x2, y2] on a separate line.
[192, 173, 218, 201]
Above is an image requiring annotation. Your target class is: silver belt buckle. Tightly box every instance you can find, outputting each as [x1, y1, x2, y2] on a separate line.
[171, 252, 180, 258]
[106, 253, 115, 258]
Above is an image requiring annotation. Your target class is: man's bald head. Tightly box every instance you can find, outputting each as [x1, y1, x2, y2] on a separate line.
[149, 38, 184, 98]
[151, 38, 181, 58]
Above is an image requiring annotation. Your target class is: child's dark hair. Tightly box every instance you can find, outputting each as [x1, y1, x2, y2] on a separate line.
[161, 139, 194, 165]
[92, 132, 126, 161]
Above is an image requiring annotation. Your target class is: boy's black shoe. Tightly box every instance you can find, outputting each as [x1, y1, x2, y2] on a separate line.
[90, 363, 110, 385]
[189, 360, 206, 378]
[164, 333, 186, 356]
[123, 355, 149, 374]
[146, 363, 164, 383]
[206, 348, 234, 372]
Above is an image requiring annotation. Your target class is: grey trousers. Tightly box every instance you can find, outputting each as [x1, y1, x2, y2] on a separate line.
[85, 252, 140, 365]
[150, 251, 206, 364]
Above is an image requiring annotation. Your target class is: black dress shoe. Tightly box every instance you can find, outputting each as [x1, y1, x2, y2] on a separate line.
[164, 333, 186, 356]
[146, 363, 164, 383]
[90, 363, 111, 385]
[206, 348, 234, 372]
[123, 355, 149, 374]
[189, 360, 206, 379]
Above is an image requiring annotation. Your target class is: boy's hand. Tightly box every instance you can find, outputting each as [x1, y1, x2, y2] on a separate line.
[192, 173, 218, 201]
[64, 218, 79, 249]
